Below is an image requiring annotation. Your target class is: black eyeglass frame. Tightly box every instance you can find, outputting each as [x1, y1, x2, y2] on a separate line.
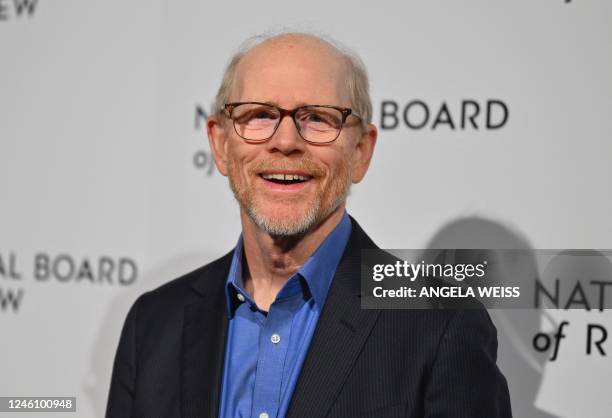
[222, 101, 362, 144]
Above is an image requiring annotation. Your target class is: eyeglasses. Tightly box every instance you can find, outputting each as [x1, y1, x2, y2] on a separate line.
[222, 102, 361, 144]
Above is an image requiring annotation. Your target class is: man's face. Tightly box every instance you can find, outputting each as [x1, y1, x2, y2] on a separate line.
[210, 35, 375, 236]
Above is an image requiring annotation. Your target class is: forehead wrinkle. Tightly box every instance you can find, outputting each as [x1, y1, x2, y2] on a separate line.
[231, 34, 351, 106]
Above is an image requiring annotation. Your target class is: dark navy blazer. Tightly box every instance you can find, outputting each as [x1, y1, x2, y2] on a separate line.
[106, 217, 512, 418]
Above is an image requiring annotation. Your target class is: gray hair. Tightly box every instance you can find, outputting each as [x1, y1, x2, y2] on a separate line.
[212, 30, 373, 127]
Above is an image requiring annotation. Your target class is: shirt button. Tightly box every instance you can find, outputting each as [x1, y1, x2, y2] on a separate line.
[270, 333, 281, 344]
[259, 413, 269, 418]
[236, 293, 245, 302]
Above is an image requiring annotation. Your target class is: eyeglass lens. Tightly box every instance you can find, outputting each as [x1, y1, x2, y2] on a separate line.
[231, 103, 344, 143]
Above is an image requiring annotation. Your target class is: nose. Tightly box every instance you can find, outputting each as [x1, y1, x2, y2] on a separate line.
[264, 114, 307, 155]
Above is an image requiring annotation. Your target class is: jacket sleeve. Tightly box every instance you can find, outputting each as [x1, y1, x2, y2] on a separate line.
[424, 309, 513, 418]
[105, 296, 142, 418]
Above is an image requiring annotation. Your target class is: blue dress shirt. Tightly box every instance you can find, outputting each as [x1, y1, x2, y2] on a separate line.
[218, 211, 352, 418]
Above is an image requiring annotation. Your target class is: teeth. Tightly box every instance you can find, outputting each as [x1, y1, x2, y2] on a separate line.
[262, 173, 310, 181]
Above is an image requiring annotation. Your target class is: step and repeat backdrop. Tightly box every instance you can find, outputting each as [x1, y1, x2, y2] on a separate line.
[1, 1, 611, 417]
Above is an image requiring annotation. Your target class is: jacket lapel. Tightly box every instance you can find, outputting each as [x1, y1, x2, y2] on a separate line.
[287, 218, 382, 418]
[181, 251, 233, 418]
[178, 218, 379, 418]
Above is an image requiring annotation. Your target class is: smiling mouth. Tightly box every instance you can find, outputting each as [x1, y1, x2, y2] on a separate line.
[259, 173, 313, 185]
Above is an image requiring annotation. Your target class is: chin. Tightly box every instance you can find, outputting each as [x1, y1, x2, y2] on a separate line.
[248, 201, 321, 237]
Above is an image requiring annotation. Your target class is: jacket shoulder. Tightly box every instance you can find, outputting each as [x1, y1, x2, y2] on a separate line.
[136, 249, 234, 315]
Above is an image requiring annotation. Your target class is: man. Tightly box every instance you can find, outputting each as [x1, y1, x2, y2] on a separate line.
[106, 32, 512, 418]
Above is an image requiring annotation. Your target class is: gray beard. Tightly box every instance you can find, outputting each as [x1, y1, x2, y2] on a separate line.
[246, 198, 320, 237]
[228, 168, 352, 237]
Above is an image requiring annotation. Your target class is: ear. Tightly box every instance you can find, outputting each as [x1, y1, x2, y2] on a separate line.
[207, 114, 230, 176]
[351, 123, 377, 183]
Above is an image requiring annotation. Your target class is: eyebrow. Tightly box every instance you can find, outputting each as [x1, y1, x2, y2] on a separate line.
[263, 100, 310, 108]
[257, 101, 344, 109]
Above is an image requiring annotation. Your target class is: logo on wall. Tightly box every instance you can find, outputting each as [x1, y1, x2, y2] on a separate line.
[379, 99, 509, 131]
[193, 104, 215, 176]
[0, 0, 39, 21]
[0, 251, 138, 313]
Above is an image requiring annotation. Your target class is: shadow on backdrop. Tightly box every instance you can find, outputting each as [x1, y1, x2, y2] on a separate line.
[83, 251, 223, 416]
[423, 216, 557, 418]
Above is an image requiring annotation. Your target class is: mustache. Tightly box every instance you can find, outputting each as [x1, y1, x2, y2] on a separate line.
[249, 158, 325, 178]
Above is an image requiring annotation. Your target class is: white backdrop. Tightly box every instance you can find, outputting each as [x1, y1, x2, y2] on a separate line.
[1, 1, 611, 417]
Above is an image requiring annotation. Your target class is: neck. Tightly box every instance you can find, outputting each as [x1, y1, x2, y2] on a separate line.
[239, 205, 346, 310]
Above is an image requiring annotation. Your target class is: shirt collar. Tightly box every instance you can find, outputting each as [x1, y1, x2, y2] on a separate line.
[225, 211, 352, 316]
